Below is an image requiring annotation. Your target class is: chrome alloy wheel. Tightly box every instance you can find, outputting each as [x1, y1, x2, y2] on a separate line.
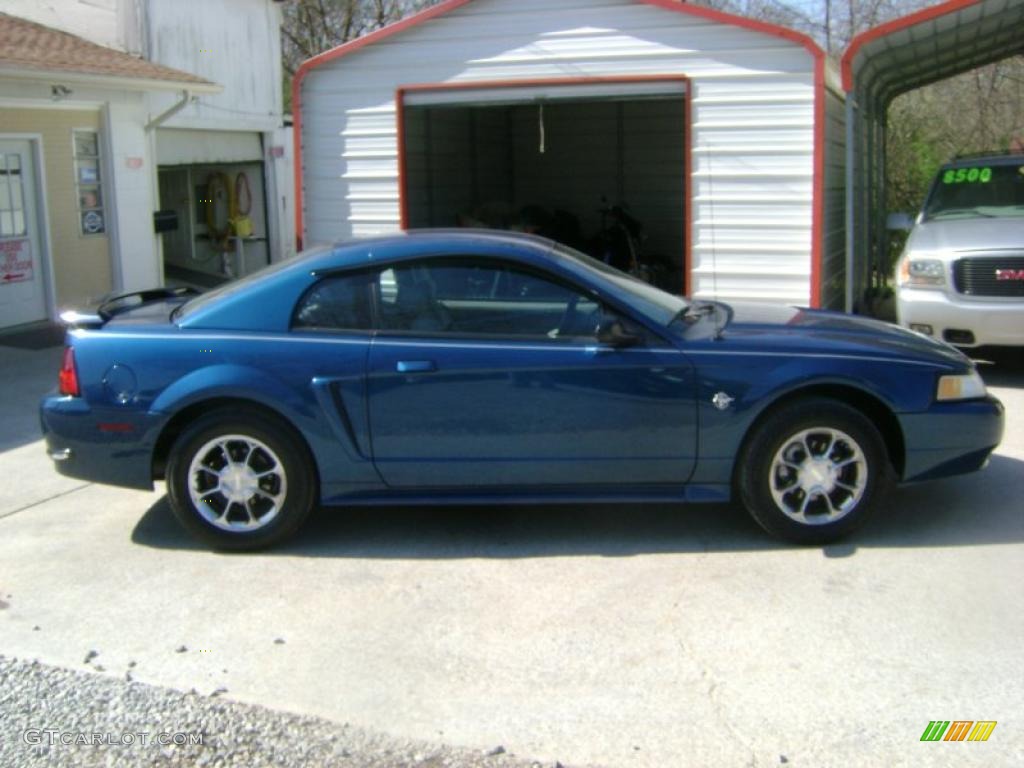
[769, 427, 867, 525]
[187, 435, 288, 532]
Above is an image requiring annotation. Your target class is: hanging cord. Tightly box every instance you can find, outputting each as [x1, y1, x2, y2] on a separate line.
[538, 102, 546, 154]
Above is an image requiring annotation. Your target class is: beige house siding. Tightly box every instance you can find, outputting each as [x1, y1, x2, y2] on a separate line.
[3, 108, 112, 306]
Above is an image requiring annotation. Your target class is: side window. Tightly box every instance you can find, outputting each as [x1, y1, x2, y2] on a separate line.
[374, 259, 620, 339]
[293, 273, 372, 331]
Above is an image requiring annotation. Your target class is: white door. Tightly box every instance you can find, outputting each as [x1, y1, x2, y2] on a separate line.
[0, 139, 48, 328]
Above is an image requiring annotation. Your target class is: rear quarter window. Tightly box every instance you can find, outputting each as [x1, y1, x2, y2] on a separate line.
[292, 273, 373, 331]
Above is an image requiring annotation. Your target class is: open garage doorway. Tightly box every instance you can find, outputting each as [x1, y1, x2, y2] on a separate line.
[398, 78, 689, 294]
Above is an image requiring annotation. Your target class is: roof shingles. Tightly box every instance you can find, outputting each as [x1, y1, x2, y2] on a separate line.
[0, 12, 215, 88]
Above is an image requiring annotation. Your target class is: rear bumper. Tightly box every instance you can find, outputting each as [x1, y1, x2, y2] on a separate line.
[896, 288, 1024, 347]
[39, 393, 160, 490]
[898, 395, 1004, 482]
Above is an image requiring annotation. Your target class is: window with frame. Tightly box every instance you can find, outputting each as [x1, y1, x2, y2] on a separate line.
[0, 152, 27, 237]
[293, 272, 373, 331]
[374, 260, 618, 339]
[73, 130, 105, 236]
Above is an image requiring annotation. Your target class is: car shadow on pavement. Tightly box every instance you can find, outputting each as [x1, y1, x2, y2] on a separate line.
[0, 345, 65, 453]
[132, 454, 1023, 558]
[132, 495, 773, 557]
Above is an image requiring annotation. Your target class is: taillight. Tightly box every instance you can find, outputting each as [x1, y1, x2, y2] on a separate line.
[58, 346, 80, 397]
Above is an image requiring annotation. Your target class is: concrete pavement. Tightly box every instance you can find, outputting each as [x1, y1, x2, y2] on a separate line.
[1, 342, 1022, 767]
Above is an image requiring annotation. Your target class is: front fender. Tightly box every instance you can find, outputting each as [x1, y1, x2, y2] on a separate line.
[688, 353, 938, 485]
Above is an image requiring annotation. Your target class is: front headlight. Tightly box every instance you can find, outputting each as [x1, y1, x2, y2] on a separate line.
[936, 370, 987, 401]
[899, 258, 946, 287]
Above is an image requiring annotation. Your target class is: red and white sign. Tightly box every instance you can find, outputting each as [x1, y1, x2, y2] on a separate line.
[0, 238, 34, 285]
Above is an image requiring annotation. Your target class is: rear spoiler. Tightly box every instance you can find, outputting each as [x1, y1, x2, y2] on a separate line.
[59, 286, 200, 329]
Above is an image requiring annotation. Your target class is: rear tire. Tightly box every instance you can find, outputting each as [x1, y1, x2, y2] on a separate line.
[166, 408, 316, 551]
[737, 398, 893, 544]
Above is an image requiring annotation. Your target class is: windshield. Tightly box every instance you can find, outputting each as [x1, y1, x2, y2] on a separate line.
[551, 243, 689, 325]
[924, 162, 1024, 221]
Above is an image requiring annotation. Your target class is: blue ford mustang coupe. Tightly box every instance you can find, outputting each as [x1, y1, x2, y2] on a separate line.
[41, 231, 1003, 550]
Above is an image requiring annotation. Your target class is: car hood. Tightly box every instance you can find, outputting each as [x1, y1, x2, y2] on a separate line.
[906, 217, 1024, 253]
[714, 301, 970, 369]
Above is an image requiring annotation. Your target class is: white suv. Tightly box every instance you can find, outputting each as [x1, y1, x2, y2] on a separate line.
[894, 154, 1024, 347]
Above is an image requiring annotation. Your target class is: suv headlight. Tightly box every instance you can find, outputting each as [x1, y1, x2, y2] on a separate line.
[936, 370, 987, 401]
[899, 258, 946, 287]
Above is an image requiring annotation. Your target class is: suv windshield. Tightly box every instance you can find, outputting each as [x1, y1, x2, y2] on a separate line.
[923, 161, 1024, 221]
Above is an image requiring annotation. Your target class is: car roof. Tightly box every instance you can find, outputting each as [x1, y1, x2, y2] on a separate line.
[175, 229, 561, 331]
[305, 229, 556, 271]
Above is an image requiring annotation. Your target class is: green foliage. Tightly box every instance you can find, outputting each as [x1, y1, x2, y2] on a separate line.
[886, 58, 1024, 215]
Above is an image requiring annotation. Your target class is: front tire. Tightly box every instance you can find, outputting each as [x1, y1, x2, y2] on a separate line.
[737, 398, 893, 544]
[166, 409, 316, 551]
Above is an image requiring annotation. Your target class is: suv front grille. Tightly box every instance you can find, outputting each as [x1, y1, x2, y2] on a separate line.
[953, 256, 1024, 297]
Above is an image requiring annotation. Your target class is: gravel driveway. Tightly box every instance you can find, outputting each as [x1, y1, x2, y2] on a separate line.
[0, 655, 579, 768]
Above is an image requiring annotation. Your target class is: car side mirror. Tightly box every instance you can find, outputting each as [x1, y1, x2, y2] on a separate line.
[886, 212, 915, 232]
[596, 319, 641, 348]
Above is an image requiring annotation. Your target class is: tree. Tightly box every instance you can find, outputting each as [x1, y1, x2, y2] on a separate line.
[280, 0, 436, 110]
[887, 57, 1024, 214]
[692, 0, 933, 53]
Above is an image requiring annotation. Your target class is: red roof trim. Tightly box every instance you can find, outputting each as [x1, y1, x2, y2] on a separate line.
[292, 0, 825, 246]
[293, 0, 476, 88]
[841, 0, 981, 92]
[636, 0, 824, 57]
[295, 0, 822, 83]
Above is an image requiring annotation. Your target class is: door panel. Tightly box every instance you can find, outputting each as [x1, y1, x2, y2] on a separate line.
[290, 271, 378, 471]
[367, 338, 697, 487]
[0, 140, 47, 328]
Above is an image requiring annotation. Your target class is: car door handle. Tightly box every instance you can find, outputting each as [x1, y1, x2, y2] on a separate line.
[396, 360, 437, 373]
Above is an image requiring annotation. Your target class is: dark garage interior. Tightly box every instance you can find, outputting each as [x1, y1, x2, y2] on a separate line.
[401, 95, 687, 292]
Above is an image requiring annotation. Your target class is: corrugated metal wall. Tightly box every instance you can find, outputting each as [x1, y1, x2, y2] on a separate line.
[300, 0, 819, 304]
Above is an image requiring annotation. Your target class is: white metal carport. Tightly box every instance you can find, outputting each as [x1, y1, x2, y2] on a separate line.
[842, 0, 1024, 312]
[294, 0, 843, 308]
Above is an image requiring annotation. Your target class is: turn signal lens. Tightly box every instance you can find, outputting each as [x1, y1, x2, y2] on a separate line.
[936, 370, 986, 401]
[58, 346, 80, 397]
[899, 259, 946, 287]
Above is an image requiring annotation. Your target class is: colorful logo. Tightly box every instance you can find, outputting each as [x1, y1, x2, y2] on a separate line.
[920, 721, 997, 742]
